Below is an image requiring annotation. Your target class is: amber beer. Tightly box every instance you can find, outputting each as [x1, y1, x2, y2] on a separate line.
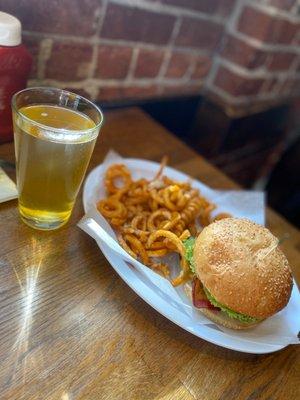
[12, 88, 103, 230]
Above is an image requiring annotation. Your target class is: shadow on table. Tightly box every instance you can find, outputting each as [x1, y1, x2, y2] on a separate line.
[129, 296, 277, 362]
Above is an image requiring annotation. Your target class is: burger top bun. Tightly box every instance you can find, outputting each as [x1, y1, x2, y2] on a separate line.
[194, 218, 293, 319]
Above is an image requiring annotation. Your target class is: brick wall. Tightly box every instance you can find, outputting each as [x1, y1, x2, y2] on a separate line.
[0, 0, 299, 115]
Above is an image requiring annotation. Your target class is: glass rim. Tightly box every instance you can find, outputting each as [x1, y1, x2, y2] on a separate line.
[11, 86, 104, 135]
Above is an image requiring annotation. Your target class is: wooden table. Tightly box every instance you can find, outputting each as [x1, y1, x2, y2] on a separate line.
[1, 108, 299, 400]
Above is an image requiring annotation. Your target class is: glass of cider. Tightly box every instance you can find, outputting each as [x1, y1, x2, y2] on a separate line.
[12, 87, 103, 230]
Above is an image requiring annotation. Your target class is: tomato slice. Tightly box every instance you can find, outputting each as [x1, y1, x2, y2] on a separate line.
[192, 278, 220, 310]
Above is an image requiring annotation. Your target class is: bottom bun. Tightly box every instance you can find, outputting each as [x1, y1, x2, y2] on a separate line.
[184, 282, 261, 330]
[199, 308, 260, 330]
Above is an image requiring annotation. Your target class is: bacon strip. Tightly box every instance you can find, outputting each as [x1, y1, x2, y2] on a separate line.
[192, 278, 220, 310]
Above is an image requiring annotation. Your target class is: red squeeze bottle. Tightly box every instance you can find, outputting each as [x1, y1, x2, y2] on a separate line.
[0, 12, 32, 143]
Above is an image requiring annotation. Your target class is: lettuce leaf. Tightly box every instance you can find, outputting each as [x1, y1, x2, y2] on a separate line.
[203, 287, 260, 324]
[183, 237, 196, 273]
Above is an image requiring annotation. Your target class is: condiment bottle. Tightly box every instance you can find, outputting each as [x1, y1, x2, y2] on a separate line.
[0, 11, 32, 143]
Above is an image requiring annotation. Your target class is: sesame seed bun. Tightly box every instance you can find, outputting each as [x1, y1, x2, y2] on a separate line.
[194, 218, 293, 320]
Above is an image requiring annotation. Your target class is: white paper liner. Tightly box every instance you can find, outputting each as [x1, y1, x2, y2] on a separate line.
[79, 150, 300, 347]
[0, 167, 18, 203]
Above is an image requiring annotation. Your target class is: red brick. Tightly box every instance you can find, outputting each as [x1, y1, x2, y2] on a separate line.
[63, 88, 92, 100]
[122, 85, 159, 99]
[97, 87, 124, 101]
[23, 36, 40, 79]
[282, 77, 300, 96]
[191, 55, 212, 79]
[268, 0, 296, 10]
[282, 78, 293, 93]
[165, 52, 192, 78]
[217, 0, 237, 17]
[267, 52, 297, 71]
[95, 45, 132, 80]
[214, 66, 265, 96]
[98, 83, 202, 102]
[45, 42, 93, 81]
[97, 85, 159, 102]
[270, 19, 298, 45]
[160, 83, 202, 96]
[175, 17, 223, 50]
[134, 49, 165, 78]
[279, 20, 299, 44]
[291, 78, 300, 96]
[221, 35, 268, 69]
[162, 0, 236, 16]
[101, 4, 176, 45]
[261, 78, 279, 93]
[0, 0, 101, 36]
[237, 6, 272, 42]
[237, 6, 298, 44]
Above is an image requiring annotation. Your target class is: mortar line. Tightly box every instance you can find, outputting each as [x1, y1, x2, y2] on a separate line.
[108, 0, 226, 24]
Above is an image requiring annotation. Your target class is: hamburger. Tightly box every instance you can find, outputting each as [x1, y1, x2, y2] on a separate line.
[183, 218, 293, 329]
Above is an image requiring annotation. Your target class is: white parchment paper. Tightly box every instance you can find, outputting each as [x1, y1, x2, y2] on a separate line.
[0, 167, 18, 203]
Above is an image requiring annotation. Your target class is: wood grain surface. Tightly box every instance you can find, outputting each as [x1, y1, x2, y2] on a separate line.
[0, 108, 299, 400]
